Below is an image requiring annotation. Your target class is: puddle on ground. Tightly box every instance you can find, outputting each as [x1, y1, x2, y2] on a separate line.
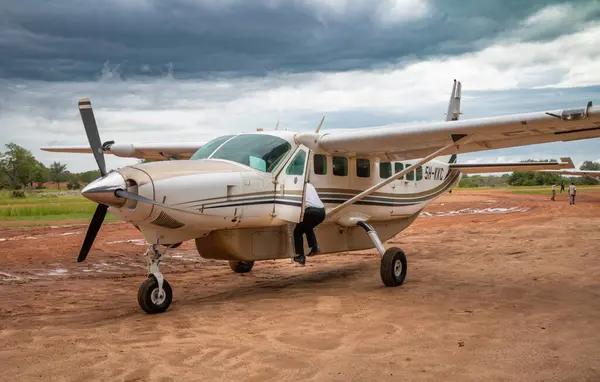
[0, 271, 22, 281]
[46, 268, 68, 276]
[421, 206, 528, 217]
[0, 231, 82, 242]
[107, 239, 147, 246]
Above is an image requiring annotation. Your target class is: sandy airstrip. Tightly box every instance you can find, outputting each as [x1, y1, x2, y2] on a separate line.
[1, 188, 600, 381]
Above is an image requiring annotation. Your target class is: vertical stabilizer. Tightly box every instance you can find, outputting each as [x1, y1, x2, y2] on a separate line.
[445, 79, 462, 121]
[439, 80, 462, 164]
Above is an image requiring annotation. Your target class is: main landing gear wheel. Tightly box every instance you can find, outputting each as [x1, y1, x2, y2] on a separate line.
[380, 247, 407, 287]
[138, 276, 173, 314]
[229, 260, 254, 273]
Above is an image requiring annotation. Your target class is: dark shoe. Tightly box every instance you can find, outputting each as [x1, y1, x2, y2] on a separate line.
[307, 246, 320, 257]
[293, 254, 305, 266]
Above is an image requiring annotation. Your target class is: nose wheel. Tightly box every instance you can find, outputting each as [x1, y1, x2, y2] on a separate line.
[138, 276, 173, 314]
[138, 244, 174, 314]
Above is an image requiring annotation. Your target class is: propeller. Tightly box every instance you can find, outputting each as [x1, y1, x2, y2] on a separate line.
[77, 98, 109, 262]
[78, 204, 108, 262]
[79, 98, 107, 177]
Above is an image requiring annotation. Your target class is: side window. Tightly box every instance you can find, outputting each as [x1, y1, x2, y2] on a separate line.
[286, 150, 306, 175]
[333, 156, 348, 176]
[394, 162, 404, 179]
[356, 158, 370, 178]
[313, 154, 327, 175]
[406, 167, 415, 181]
[416, 166, 423, 181]
[380, 162, 392, 179]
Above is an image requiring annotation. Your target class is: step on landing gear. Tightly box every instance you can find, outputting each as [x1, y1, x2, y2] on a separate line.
[358, 221, 407, 287]
[138, 244, 173, 314]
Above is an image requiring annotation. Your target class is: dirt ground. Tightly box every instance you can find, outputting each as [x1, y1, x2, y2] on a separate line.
[1, 189, 600, 381]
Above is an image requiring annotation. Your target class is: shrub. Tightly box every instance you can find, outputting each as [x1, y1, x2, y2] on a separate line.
[67, 180, 81, 190]
[10, 190, 26, 198]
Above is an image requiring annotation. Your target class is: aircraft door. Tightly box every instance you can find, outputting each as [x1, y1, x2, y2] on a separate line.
[274, 145, 311, 223]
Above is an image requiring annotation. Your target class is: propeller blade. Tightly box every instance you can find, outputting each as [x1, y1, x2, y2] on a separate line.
[78, 204, 108, 263]
[78, 98, 107, 176]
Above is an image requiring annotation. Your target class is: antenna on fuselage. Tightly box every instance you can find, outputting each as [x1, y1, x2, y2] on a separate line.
[315, 116, 325, 133]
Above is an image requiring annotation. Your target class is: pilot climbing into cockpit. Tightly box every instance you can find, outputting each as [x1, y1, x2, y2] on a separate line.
[293, 181, 326, 266]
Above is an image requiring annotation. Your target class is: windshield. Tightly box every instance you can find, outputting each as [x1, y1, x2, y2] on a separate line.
[190, 135, 234, 160]
[209, 134, 292, 172]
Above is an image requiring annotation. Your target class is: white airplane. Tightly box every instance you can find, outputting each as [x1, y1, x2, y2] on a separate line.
[41, 80, 600, 314]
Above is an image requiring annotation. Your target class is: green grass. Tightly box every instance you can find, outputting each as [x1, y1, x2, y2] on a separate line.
[0, 203, 98, 218]
[0, 213, 118, 222]
[0, 196, 85, 205]
[455, 185, 600, 194]
[0, 190, 84, 205]
[0, 189, 110, 221]
[455, 186, 497, 191]
[510, 186, 600, 195]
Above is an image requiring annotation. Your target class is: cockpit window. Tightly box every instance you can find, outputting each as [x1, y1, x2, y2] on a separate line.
[209, 134, 292, 172]
[190, 135, 234, 160]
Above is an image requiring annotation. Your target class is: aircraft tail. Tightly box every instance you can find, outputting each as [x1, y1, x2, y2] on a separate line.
[445, 79, 462, 122]
[439, 80, 462, 164]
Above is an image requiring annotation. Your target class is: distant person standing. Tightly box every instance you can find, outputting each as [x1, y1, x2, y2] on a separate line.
[551, 184, 556, 201]
[569, 183, 576, 205]
[560, 182, 565, 193]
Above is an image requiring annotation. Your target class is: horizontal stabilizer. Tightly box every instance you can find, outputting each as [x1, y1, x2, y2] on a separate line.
[450, 157, 574, 174]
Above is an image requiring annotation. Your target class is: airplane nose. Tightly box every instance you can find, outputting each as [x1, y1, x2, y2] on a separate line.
[82, 171, 127, 207]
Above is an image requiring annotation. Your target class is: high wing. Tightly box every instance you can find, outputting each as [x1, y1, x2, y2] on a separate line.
[449, 157, 575, 174]
[296, 102, 600, 161]
[41, 141, 204, 160]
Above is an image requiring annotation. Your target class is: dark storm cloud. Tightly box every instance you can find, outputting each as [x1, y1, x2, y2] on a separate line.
[0, 0, 598, 81]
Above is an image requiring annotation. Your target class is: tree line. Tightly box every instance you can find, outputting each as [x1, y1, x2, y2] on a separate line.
[0, 143, 101, 190]
[459, 159, 600, 188]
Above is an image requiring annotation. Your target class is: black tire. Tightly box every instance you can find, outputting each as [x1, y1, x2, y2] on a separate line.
[380, 247, 407, 287]
[137, 276, 173, 314]
[228, 260, 254, 273]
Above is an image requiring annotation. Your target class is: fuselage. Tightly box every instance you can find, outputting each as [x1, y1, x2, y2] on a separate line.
[82, 130, 462, 258]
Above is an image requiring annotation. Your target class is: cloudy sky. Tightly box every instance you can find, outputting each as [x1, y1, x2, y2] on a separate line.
[1, 0, 600, 172]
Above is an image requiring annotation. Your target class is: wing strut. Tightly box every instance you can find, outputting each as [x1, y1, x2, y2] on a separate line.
[327, 135, 471, 217]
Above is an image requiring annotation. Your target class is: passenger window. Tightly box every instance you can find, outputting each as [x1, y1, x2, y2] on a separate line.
[394, 162, 404, 179]
[332, 156, 348, 176]
[286, 150, 306, 175]
[356, 158, 370, 178]
[416, 166, 423, 181]
[380, 162, 392, 179]
[313, 154, 327, 175]
[406, 168, 415, 181]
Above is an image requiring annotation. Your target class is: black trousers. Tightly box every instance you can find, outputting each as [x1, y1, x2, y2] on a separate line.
[294, 207, 326, 256]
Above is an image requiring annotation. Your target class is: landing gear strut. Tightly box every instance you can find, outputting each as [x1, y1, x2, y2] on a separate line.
[358, 221, 407, 287]
[137, 244, 173, 314]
